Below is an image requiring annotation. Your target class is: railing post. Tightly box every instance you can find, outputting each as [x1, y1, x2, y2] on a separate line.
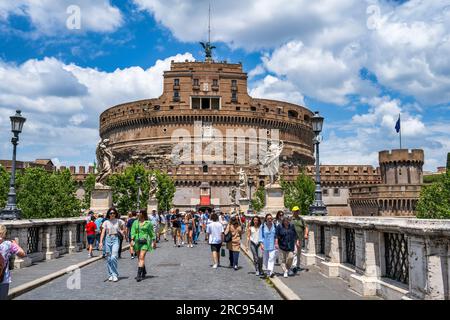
[349, 229, 380, 296]
[420, 238, 448, 300]
[43, 225, 59, 260]
[302, 222, 317, 266]
[68, 224, 77, 254]
[320, 225, 342, 277]
[407, 235, 426, 299]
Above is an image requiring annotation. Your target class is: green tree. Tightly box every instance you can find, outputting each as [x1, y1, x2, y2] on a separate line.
[417, 171, 450, 219]
[155, 171, 176, 212]
[281, 171, 315, 215]
[250, 186, 265, 212]
[16, 167, 80, 218]
[81, 173, 96, 209]
[0, 166, 9, 208]
[48, 169, 81, 218]
[108, 164, 150, 215]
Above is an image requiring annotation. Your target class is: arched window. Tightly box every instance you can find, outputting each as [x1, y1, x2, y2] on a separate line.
[288, 110, 298, 119]
[203, 165, 208, 173]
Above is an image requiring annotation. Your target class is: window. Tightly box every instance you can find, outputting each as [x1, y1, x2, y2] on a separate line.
[231, 80, 237, 87]
[213, 79, 218, 86]
[203, 165, 208, 173]
[174, 79, 180, 86]
[251, 106, 256, 112]
[236, 106, 241, 111]
[288, 110, 298, 119]
[323, 189, 328, 196]
[232, 92, 237, 102]
[173, 91, 180, 101]
[193, 79, 199, 86]
[333, 188, 340, 196]
[191, 97, 221, 110]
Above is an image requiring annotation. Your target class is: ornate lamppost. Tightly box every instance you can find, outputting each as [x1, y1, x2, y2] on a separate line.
[1, 110, 26, 220]
[248, 176, 254, 213]
[309, 111, 327, 216]
[136, 175, 141, 211]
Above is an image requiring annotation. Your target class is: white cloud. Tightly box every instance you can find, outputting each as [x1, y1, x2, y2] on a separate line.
[249, 75, 305, 105]
[0, 0, 123, 35]
[0, 53, 195, 165]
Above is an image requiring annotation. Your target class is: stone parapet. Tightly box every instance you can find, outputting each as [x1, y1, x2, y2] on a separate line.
[301, 216, 450, 300]
[379, 149, 424, 165]
[0, 218, 87, 269]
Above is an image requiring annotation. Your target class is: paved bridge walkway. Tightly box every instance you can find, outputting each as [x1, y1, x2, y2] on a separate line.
[10, 240, 379, 300]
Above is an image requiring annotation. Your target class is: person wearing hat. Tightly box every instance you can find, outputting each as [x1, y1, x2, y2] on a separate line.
[291, 206, 309, 274]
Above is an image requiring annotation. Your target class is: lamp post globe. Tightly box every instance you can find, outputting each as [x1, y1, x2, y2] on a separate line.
[1, 110, 26, 220]
[309, 111, 327, 216]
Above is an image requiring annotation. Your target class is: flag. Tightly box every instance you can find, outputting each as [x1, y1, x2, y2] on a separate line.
[395, 115, 401, 133]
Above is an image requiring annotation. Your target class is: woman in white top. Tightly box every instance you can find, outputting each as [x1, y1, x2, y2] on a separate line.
[99, 208, 125, 282]
[247, 216, 263, 276]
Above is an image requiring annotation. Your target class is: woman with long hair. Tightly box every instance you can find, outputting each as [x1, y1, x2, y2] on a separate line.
[131, 209, 156, 282]
[224, 216, 243, 271]
[99, 207, 125, 282]
[259, 213, 277, 278]
[247, 216, 263, 276]
[185, 213, 195, 248]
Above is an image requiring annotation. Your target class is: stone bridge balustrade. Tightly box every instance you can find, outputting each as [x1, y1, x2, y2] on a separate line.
[301, 216, 450, 300]
[1, 218, 87, 269]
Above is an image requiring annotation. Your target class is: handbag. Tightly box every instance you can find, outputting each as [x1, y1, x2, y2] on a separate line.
[220, 248, 226, 257]
[137, 222, 148, 246]
[224, 226, 232, 243]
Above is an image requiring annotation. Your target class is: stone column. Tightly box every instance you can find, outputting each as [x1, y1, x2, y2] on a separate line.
[407, 235, 427, 299]
[12, 227, 32, 269]
[422, 238, 448, 300]
[302, 223, 316, 266]
[42, 225, 59, 260]
[350, 229, 380, 296]
[67, 224, 77, 254]
[301, 224, 317, 266]
[320, 225, 342, 277]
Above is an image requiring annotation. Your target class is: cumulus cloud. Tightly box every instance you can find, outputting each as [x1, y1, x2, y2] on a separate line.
[249, 75, 305, 105]
[0, 0, 123, 35]
[0, 53, 195, 165]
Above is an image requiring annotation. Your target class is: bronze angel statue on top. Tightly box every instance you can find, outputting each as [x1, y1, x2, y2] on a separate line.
[200, 42, 216, 59]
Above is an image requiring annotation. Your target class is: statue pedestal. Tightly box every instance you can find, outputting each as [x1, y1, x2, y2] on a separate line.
[239, 198, 250, 214]
[90, 184, 113, 214]
[147, 197, 158, 213]
[262, 183, 285, 214]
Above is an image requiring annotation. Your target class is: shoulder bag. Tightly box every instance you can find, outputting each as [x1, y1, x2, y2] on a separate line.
[137, 222, 148, 245]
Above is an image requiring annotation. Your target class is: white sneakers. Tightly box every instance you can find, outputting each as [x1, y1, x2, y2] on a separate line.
[283, 271, 288, 278]
[112, 276, 118, 282]
[212, 264, 218, 269]
[108, 276, 113, 281]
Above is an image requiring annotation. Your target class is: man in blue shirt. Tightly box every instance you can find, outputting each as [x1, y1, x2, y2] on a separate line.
[259, 214, 277, 278]
[94, 213, 104, 250]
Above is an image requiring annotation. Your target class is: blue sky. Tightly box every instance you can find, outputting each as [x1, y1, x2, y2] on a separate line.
[0, 0, 449, 171]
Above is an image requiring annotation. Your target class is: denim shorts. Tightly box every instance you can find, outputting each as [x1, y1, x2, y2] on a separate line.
[87, 235, 95, 245]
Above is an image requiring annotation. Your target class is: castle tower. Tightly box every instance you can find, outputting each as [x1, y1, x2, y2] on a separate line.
[379, 149, 424, 185]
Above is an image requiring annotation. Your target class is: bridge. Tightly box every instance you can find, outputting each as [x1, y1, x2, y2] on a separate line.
[3, 216, 449, 300]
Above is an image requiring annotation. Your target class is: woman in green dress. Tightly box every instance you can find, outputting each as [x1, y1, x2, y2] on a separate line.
[131, 209, 156, 282]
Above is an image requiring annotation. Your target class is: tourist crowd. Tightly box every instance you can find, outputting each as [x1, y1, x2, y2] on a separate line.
[0, 205, 308, 299]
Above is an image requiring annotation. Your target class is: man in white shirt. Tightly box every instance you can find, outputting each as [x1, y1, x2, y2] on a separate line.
[206, 212, 224, 269]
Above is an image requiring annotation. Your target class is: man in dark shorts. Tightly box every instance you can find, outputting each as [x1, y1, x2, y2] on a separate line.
[206, 213, 224, 268]
[85, 215, 97, 258]
[171, 209, 181, 247]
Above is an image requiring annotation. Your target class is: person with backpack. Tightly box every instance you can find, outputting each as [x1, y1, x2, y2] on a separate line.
[85, 215, 97, 258]
[126, 211, 138, 259]
[224, 216, 243, 270]
[0, 224, 27, 300]
[291, 206, 309, 274]
[259, 214, 277, 278]
[275, 217, 298, 278]
[131, 209, 156, 282]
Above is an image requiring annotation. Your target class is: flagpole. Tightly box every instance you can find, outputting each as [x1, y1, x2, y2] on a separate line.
[399, 113, 402, 149]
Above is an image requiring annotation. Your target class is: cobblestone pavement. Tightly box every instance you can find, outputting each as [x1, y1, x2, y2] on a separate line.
[15, 239, 281, 300]
[10, 250, 98, 289]
[276, 265, 381, 300]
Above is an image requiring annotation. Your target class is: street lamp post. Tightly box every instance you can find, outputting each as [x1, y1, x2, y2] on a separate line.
[1, 110, 26, 220]
[248, 176, 254, 213]
[136, 175, 141, 211]
[309, 111, 327, 216]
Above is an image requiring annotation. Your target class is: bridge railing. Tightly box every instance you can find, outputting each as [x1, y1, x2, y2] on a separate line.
[301, 216, 450, 300]
[1, 218, 87, 269]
